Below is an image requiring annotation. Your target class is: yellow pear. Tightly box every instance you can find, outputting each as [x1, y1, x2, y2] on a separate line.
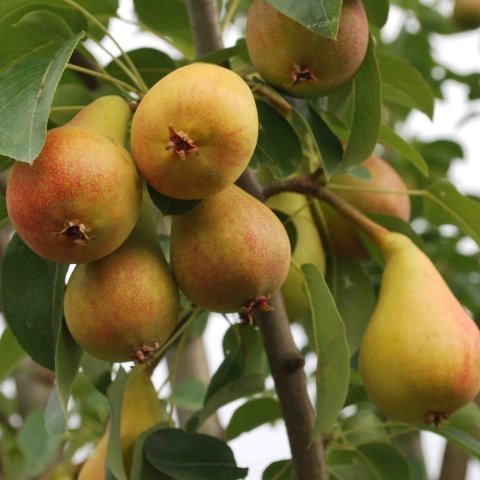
[78, 365, 165, 479]
[266, 192, 326, 321]
[359, 232, 480, 425]
[64, 194, 179, 363]
[6, 96, 142, 264]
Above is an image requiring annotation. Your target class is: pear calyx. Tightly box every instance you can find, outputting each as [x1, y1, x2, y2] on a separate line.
[132, 338, 161, 365]
[290, 64, 318, 87]
[165, 124, 200, 160]
[424, 411, 449, 428]
[51, 220, 96, 246]
[240, 295, 274, 325]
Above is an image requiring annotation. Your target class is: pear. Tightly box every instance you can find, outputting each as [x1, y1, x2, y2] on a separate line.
[316, 155, 411, 258]
[359, 232, 480, 425]
[64, 194, 179, 363]
[246, 0, 369, 98]
[170, 185, 291, 315]
[78, 365, 165, 479]
[130, 63, 258, 200]
[266, 192, 326, 321]
[453, 0, 480, 30]
[6, 96, 142, 264]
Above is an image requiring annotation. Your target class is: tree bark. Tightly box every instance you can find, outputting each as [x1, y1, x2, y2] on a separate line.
[184, 2, 328, 478]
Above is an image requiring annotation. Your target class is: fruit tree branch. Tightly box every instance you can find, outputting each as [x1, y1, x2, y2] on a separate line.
[184, 1, 328, 479]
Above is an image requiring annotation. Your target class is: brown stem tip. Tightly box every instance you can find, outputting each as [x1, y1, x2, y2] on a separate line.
[51, 220, 95, 246]
[424, 411, 449, 428]
[165, 124, 200, 160]
[290, 64, 318, 87]
[240, 295, 273, 325]
[131, 339, 161, 365]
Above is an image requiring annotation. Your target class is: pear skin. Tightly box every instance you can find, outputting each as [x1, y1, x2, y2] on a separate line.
[246, 0, 369, 98]
[6, 96, 142, 264]
[359, 232, 480, 425]
[318, 155, 411, 258]
[267, 192, 326, 321]
[79, 366, 165, 479]
[131, 63, 258, 200]
[64, 196, 179, 363]
[170, 185, 291, 314]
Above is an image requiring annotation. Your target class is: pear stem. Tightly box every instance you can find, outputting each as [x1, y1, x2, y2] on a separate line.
[66, 64, 140, 94]
[264, 168, 389, 246]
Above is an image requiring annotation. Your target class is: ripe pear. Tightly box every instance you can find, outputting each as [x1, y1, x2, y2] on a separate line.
[453, 0, 480, 30]
[64, 195, 179, 363]
[170, 185, 291, 315]
[130, 63, 258, 200]
[316, 155, 411, 258]
[266, 192, 326, 321]
[359, 232, 480, 425]
[78, 365, 165, 479]
[246, 0, 369, 98]
[6, 96, 142, 264]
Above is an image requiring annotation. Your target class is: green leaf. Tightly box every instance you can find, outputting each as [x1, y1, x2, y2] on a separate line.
[81, 354, 112, 396]
[262, 460, 294, 480]
[133, 0, 194, 59]
[0, 155, 14, 172]
[358, 443, 410, 480]
[342, 37, 381, 172]
[107, 368, 129, 480]
[251, 100, 303, 179]
[0, 196, 8, 227]
[306, 105, 343, 177]
[379, 125, 429, 177]
[171, 379, 206, 411]
[264, 0, 342, 38]
[18, 409, 62, 476]
[1, 234, 67, 370]
[105, 48, 176, 89]
[186, 374, 265, 432]
[378, 50, 435, 119]
[49, 84, 94, 125]
[51, 320, 83, 434]
[301, 264, 350, 435]
[362, 0, 389, 28]
[225, 397, 282, 440]
[0, 327, 25, 382]
[147, 184, 202, 216]
[425, 425, 480, 459]
[144, 428, 248, 480]
[14, 9, 74, 40]
[426, 180, 480, 245]
[330, 463, 379, 480]
[0, 32, 84, 162]
[328, 259, 375, 357]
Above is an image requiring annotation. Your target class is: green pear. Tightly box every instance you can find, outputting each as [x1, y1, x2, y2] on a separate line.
[315, 155, 411, 258]
[246, 0, 369, 98]
[453, 0, 480, 30]
[170, 185, 291, 315]
[6, 96, 142, 264]
[359, 232, 480, 425]
[64, 194, 179, 363]
[267, 192, 326, 321]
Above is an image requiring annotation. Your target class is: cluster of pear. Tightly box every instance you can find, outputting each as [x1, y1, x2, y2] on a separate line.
[6, 62, 293, 364]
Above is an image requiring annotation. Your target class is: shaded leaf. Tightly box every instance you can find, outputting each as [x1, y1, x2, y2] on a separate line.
[0, 32, 84, 162]
[81, 353, 112, 396]
[225, 397, 282, 440]
[0, 327, 25, 383]
[171, 379, 206, 411]
[342, 37, 381, 171]
[302, 264, 350, 435]
[148, 184, 202, 216]
[359, 442, 410, 480]
[144, 428, 248, 480]
[1, 234, 67, 370]
[362, 0, 389, 28]
[262, 459, 294, 479]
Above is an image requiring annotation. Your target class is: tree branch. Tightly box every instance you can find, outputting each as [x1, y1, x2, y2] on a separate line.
[184, 1, 328, 478]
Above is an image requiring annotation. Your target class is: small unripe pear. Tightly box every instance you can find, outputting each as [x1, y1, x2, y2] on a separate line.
[317, 155, 411, 258]
[170, 185, 291, 316]
[6, 96, 142, 264]
[246, 0, 369, 98]
[267, 192, 326, 321]
[131, 63, 258, 200]
[359, 232, 480, 425]
[64, 196, 179, 363]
